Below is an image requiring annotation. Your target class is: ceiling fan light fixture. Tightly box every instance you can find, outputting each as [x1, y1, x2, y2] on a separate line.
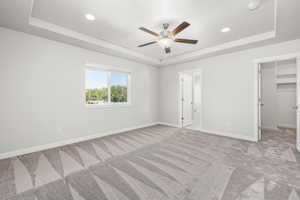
[85, 14, 96, 21]
[221, 27, 231, 33]
[157, 37, 173, 49]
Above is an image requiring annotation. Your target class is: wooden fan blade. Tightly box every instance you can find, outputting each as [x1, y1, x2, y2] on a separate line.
[139, 27, 159, 37]
[175, 38, 198, 44]
[165, 47, 171, 54]
[172, 22, 190, 36]
[138, 41, 157, 47]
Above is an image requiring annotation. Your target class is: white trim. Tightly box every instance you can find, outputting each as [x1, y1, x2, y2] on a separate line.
[158, 121, 257, 142]
[85, 62, 132, 73]
[158, 122, 256, 141]
[107, 71, 112, 103]
[253, 60, 259, 142]
[157, 122, 181, 128]
[297, 56, 300, 152]
[162, 31, 276, 66]
[262, 127, 279, 132]
[178, 73, 183, 128]
[262, 126, 278, 130]
[253, 53, 300, 64]
[192, 70, 203, 129]
[183, 122, 193, 127]
[0, 122, 158, 160]
[195, 129, 258, 142]
[28, 17, 276, 67]
[274, 0, 278, 35]
[177, 69, 203, 129]
[85, 103, 132, 109]
[0, 120, 261, 160]
[28, 17, 160, 66]
[277, 124, 297, 130]
[28, 0, 34, 21]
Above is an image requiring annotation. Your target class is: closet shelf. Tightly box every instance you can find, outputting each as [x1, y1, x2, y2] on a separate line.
[276, 73, 296, 78]
[276, 78, 296, 85]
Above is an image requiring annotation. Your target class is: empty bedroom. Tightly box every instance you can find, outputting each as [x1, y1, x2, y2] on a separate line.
[1, 0, 300, 199]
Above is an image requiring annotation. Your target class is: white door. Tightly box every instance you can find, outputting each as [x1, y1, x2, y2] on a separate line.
[258, 63, 262, 140]
[297, 57, 300, 151]
[192, 72, 202, 129]
[180, 73, 193, 127]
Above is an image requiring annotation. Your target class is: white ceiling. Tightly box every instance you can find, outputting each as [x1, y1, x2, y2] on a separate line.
[0, 0, 300, 66]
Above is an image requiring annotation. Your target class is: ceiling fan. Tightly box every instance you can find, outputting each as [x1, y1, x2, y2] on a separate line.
[138, 21, 198, 54]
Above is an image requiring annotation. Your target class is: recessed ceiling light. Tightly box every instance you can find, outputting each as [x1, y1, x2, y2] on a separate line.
[85, 14, 96, 21]
[221, 27, 231, 33]
[248, 0, 261, 11]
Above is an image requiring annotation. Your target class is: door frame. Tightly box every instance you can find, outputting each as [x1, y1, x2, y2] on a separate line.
[253, 52, 300, 152]
[178, 69, 203, 128]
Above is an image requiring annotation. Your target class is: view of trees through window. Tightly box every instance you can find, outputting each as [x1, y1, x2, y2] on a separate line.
[111, 72, 128, 103]
[85, 69, 129, 105]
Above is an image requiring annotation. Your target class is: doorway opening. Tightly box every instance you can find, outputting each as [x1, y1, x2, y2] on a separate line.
[255, 54, 300, 152]
[178, 70, 202, 130]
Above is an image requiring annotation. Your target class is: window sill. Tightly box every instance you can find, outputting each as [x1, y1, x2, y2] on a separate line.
[85, 103, 132, 109]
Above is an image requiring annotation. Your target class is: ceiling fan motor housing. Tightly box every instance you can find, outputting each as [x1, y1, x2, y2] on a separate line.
[160, 29, 173, 40]
[163, 23, 170, 30]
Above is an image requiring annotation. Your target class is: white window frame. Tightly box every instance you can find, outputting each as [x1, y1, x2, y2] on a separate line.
[84, 64, 132, 108]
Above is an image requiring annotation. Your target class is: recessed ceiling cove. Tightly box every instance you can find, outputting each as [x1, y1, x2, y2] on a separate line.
[2, 0, 300, 66]
[31, 0, 275, 59]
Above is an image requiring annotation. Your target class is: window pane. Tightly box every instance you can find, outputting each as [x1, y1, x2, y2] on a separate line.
[85, 70, 108, 104]
[111, 72, 128, 103]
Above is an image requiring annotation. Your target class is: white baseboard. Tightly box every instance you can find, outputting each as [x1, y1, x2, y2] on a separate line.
[0, 122, 158, 160]
[183, 122, 192, 127]
[0, 122, 258, 160]
[277, 124, 297, 130]
[262, 126, 278, 130]
[157, 121, 257, 142]
[157, 122, 181, 128]
[195, 128, 257, 142]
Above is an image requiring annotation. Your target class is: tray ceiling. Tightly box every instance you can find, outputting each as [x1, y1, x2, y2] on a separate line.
[0, 0, 300, 66]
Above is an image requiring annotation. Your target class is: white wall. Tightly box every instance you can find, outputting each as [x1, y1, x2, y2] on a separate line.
[0, 28, 159, 154]
[159, 39, 300, 141]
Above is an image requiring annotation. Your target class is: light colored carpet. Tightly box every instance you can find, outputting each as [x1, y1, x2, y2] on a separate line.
[1, 125, 300, 200]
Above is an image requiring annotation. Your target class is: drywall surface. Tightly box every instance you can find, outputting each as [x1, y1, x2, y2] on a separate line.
[0, 27, 159, 154]
[159, 39, 300, 140]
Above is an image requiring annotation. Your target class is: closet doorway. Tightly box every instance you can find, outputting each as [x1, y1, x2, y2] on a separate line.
[255, 54, 300, 151]
[178, 70, 202, 129]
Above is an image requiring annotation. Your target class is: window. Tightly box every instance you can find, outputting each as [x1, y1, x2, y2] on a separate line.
[85, 68, 130, 106]
[111, 72, 128, 103]
[85, 70, 109, 104]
